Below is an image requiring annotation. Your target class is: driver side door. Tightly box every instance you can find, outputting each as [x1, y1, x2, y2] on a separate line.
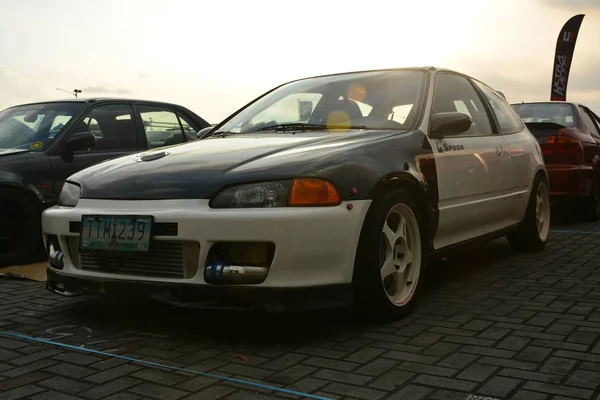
[49, 103, 144, 198]
[428, 72, 514, 250]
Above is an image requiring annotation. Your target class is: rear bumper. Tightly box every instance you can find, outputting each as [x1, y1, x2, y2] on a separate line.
[46, 268, 354, 312]
[546, 164, 597, 197]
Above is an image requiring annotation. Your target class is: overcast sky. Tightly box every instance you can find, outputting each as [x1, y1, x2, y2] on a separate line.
[0, 0, 598, 123]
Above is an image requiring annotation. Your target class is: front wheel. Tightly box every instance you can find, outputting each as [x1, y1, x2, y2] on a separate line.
[353, 189, 424, 320]
[0, 187, 43, 267]
[507, 174, 551, 252]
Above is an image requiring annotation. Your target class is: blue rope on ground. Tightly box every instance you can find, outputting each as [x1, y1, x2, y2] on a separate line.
[550, 230, 600, 235]
[0, 330, 332, 400]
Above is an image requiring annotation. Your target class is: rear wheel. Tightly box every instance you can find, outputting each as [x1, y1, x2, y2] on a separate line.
[507, 174, 550, 252]
[0, 187, 42, 267]
[353, 189, 424, 320]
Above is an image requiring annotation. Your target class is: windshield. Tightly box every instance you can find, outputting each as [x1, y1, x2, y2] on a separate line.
[0, 102, 85, 151]
[217, 70, 426, 135]
[512, 102, 577, 127]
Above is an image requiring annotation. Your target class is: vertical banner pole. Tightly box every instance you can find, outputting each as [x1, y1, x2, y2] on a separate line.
[551, 14, 585, 101]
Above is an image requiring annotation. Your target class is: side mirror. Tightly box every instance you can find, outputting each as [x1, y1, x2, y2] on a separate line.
[64, 132, 95, 153]
[429, 112, 472, 139]
[197, 126, 214, 139]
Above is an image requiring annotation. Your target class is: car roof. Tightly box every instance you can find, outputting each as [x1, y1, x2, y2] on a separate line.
[280, 66, 508, 95]
[510, 101, 584, 107]
[290, 66, 460, 81]
[3, 97, 192, 109]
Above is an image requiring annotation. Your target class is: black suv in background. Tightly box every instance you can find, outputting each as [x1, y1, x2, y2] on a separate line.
[0, 98, 211, 267]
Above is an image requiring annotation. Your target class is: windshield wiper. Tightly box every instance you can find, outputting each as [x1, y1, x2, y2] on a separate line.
[256, 123, 367, 132]
[209, 123, 369, 137]
[208, 131, 236, 137]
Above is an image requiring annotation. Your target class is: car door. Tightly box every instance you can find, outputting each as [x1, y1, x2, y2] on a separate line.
[49, 103, 144, 196]
[471, 79, 532, 226]
[578, 105, 600, 162]
[587, 108, 600, 139]
[428, 72, 514, 250]
[586, 108, 600, 168]
[135, 104, 194, 149]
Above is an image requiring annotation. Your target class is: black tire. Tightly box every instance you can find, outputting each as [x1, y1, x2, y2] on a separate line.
[582, 178, 600, 222]
[0, 187, 42, 267]
[507, 173, 550, 252]
[352, 188, 425, 321]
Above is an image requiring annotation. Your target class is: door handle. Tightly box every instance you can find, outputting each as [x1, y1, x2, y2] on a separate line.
[496, 147, 505, 157]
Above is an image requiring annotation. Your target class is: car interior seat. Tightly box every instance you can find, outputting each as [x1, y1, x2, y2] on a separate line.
[72, 120, 90, 134]
[312, 97, 363, 127]
[94, 119, 136, 150]
[163, 133, 184, 146]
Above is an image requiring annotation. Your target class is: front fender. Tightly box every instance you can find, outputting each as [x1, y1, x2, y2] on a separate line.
[305, 130, 438, 248]
[305, 130, 434, 201]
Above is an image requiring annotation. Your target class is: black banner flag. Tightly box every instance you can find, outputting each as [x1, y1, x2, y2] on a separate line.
[551, 14, 585, 101]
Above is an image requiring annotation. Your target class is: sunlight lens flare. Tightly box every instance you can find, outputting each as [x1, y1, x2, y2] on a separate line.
[326, 111, 352, 130]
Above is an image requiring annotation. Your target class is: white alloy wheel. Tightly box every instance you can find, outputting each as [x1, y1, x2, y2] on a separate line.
[379, 203, 422, 306]
[507, 173, 550, 252]
[535, 181, 550, 242]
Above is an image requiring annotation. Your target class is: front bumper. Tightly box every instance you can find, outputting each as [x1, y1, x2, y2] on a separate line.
[46, 268, 353, 311]
[42, 198, 371, 302]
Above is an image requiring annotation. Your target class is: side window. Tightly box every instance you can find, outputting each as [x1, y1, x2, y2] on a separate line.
[139, 105, 185, 149]
[177, 113, 199, 141]
[453, 100, 472, 117]
[49, 115, 75, 139]
[591, 111, 600, 135]
[432, 73, 493, 136]
[473, 80, 524, 134]
[579, 106, 600, 138]
[71, 104, 138, 151]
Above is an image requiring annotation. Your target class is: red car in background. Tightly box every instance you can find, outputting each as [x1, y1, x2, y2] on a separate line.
[512, 101, 600, 220]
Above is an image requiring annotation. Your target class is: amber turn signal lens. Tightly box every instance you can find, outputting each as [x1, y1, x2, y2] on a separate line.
[289, 178, 341, 206]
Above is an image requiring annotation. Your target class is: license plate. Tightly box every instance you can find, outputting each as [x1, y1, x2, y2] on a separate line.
[80, 215, 153, 252]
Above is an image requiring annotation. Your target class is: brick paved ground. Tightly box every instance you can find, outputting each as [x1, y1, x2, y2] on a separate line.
[1, 211, 600, 399]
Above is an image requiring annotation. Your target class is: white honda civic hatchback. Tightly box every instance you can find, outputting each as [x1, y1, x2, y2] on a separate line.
[42, 67, 549, 319]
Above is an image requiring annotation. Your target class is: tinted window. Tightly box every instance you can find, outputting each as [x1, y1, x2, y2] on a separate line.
[389, 104, 413, 124]
[512, 102, 576, 127]
[591, 110, 600, 130]
[432, 73, 493, 136]
[72, 104, 138, 151]
[139, 105, 185, 149]
[0, 102, 84, 151]
[177, 114, 199, 135]
[473, 80, 524, 134]
[218, 70, 426, 134]
[249, 93, 324, 126]
[177, 113, 199, 140]
[579, 106, 600, 138]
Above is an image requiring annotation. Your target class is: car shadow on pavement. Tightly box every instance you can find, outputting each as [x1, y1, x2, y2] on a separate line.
[32, 206, 588, 354]
[39, 242, 519, 350]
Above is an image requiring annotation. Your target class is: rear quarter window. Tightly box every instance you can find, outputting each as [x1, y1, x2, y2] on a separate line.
[472, 80, 524, 134]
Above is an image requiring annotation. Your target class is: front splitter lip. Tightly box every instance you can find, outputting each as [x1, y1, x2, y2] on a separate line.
[46, 268, 354, 312]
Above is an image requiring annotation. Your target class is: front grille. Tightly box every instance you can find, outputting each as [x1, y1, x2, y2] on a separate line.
[77, 240, 197, 279]
[69, 221, 178, 236]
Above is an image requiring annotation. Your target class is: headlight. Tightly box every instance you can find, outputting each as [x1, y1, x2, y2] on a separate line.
[58, 182, 81, 207]
[212, 181, 291, 208]
[211, 178, 341, 208]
